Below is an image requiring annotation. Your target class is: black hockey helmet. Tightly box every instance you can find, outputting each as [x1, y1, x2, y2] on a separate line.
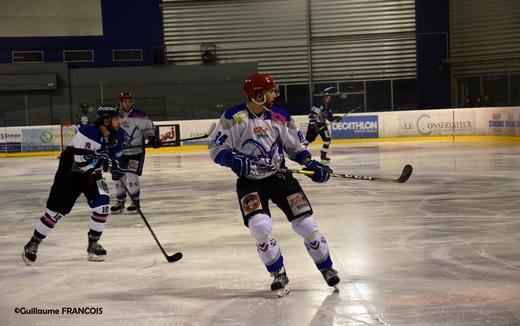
[97, 105, 121, 120]
[321, 87, 338, 96]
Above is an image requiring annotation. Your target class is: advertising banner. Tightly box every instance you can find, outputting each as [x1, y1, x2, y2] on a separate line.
[331, 115, 379, 139]
[0, 129, 22, 152]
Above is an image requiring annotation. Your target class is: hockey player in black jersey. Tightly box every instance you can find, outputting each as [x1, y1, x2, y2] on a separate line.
[21, 106, 125, 265]
[209, 73, 340, 296]
[305, 87, 342, 163]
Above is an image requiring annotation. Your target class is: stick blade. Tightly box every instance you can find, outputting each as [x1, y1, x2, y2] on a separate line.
[167, 252, 183, 263]
[398, 164, 413, 183]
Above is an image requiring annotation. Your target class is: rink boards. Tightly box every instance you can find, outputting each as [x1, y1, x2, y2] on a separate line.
[1, 106, 519, 157]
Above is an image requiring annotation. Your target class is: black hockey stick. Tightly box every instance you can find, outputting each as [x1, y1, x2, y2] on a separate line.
[120, 182, 183, 263]
[282, 164, 413, 183]
[327, 105, 362, 125]
[123, 122, 216, 149]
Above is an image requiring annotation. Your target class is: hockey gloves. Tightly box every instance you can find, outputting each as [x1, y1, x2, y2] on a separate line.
[148, 136, 162, 149]
[220, 150, 251, 177]
[103, 158, 124, 181]
[332, 115, 343, 122]
[304, 159, 332, 183]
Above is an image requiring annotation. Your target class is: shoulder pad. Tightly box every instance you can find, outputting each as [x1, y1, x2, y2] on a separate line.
[270, 106, 291, 123]
[128, 108, 147, 118]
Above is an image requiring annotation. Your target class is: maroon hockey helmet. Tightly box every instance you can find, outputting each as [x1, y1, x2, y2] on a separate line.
[243, 73, 276, 101]
[118, 91, 133, 103]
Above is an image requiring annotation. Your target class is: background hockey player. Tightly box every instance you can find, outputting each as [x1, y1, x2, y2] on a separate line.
[110, 92, 161, 214]
[208, 73, 340, 295]
[76, 115, 89, 129]
[305, 87, 342, 163]
[22, 106, 125, 265]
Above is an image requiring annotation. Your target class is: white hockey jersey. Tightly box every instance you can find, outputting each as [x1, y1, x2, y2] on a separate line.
[119, 108, 155, 155]
[209, 103, 311, 180]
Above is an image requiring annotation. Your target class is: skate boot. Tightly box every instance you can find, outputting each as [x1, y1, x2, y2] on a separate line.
[270, 266, 290, 297]
[320, 151, 331, 164]
[87, 234, 106, 261]
[21, 234, 43, 266]
[320, 267, 340, 290]
[110, 201, 125, 214]
[127, 200, 140, 213]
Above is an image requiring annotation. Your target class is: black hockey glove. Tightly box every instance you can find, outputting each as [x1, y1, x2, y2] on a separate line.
[332, 115, 342, 122]
[303, 159, 332, 183]
[148, 136, 162, 149]
[102, 157, 124, 180]
[111, 168, 125, 181]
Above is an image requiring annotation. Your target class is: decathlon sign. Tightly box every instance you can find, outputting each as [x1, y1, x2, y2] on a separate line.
[332, 116, 379, 138]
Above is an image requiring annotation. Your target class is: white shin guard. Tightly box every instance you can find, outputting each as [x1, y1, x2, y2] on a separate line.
[249, 213, 283, 270]
[292, 215, 331, 267]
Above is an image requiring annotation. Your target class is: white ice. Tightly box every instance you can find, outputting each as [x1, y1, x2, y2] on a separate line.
[1, 140, 520, 326]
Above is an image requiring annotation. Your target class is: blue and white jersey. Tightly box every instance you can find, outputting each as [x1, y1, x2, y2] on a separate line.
[209, 103, 311, 180]
[309, 102, 333, 124]
[119, 108, 155, 155]
[64, 123, 125, 174]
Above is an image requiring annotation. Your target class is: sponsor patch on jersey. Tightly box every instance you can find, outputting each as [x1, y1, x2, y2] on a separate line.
[241, 192, 262, 214]
[253, 125, 268, 137]
[287, 192, 310, 216]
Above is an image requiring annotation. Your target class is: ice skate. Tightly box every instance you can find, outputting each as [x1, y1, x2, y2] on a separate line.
[21, 238, 41, 266]
[320, 267, 340, 291]
[110, 201, 125, 214]
[87, 235, 106, 261]
[320, 152, 331, 164]
[127, 200, 140, 214]
[271, 267, 290, 297]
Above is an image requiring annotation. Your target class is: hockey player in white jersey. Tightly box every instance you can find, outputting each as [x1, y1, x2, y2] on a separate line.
[21, 106, 125, 265]
[110, 92, 162, 214]
[209, 73, 340, 295]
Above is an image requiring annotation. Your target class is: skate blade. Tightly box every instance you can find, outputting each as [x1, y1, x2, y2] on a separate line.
[276, 287, 290, 297]
[21, 251, 34, 266]
[110, 210, 123, 215]
[333, 285, 340, 292]
[87, 253, 105, 262]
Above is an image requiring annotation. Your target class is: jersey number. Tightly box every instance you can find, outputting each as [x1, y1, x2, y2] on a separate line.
[213, 131, 228, 145]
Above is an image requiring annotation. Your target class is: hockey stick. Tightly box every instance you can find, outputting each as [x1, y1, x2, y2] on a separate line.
[327, 105, 362, 125]
[282, 164, 413, 183]
[123, 122, 217, 149]
[120, 182, 183, 263]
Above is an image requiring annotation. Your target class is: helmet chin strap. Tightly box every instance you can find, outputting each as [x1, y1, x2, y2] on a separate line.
[252, 94, 266, 106]
[251, 94, 272, 111]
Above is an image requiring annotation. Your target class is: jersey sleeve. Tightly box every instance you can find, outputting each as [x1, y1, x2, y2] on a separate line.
[69, 129, 103, 172]
[278, 113, 311, 164]
[309, 105, 320, 124]
[208, 112, 242, 165]
[142, 116, 155, 138]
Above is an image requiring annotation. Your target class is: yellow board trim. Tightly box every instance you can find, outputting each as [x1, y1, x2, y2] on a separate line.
[1, 136, 519, 158]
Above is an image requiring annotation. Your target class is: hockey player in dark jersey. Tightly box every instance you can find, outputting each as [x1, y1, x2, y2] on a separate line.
[305, 87, 342, 163]
[21, 106, 125, 265]
[209, 73, 340, 296]
[110, 92, 161, 214]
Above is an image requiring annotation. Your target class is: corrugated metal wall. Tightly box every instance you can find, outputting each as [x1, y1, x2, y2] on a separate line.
[162, 0, 309, 83]
[310, 0, 416, 81]
[0, 93, 52, 126]
[162, 0, 416, 83]
[450, 0, 520, 77]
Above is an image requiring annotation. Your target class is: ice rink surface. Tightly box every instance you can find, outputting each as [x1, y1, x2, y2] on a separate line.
[1, 140, 520, 326]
